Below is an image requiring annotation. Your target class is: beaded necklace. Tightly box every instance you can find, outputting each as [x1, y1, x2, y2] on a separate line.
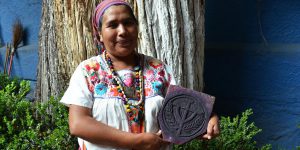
[103, 50, 145, 133]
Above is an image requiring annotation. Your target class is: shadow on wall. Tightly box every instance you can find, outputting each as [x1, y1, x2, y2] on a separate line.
[22, 27, 29, 46]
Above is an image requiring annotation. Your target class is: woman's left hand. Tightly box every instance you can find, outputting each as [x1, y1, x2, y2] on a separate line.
[200, 113, 220, 140]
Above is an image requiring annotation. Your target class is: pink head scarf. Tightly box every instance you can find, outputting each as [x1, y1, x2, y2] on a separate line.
[92, 0, 131, 53]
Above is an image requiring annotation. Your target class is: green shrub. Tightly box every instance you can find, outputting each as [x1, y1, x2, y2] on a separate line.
[0, 77, 77, 149]
[174, 109, 272, 150]
[0, 74, 20, 91]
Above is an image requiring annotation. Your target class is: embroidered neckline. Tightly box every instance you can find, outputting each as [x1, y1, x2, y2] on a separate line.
[103, 50, 145, 133]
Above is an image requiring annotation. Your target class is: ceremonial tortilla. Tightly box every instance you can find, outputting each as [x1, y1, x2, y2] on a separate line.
[158, 85, 215, 144]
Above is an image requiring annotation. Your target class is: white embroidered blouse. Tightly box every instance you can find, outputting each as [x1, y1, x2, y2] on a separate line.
[60, 53, 175, 150]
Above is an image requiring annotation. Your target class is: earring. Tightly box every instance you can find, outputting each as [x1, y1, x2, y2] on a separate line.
[97, 44, 102, 55]
[97, 43, 105, 55]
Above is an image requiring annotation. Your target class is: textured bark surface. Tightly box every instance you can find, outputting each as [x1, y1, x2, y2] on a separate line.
[36, 0, 205, 102]
[36, 0, 99, 102]
[135, 0, 205, 91]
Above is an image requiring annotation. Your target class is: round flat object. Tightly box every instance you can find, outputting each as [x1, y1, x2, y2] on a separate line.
[158, 85, 215, 144]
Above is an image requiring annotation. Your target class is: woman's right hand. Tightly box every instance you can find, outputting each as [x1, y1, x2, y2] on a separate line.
[133, 130, 169, 150]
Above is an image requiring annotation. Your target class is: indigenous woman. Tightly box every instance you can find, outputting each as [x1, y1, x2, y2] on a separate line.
[61, 0, 219, 149]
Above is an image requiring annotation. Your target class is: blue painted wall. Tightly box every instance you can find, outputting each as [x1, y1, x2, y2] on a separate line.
[0, 0, 41, 98]
[0, 0, 41, 45]
[205, 0, 300, 149]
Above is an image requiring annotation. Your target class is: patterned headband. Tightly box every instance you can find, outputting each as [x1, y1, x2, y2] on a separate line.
[92, 0, 131, 52]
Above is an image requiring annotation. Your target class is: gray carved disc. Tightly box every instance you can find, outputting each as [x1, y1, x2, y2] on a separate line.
[158, 85, 215, 144]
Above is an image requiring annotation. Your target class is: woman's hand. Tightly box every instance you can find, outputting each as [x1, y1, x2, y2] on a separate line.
[200, 113, 220, 140]
[133, 130, 169, 150]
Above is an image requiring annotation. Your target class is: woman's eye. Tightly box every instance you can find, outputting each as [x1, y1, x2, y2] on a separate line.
[108, 23, 118, 28]
[124, 20, 135, 26]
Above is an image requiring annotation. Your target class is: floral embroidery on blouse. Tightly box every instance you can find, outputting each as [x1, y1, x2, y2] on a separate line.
[81, 55, 173, 98]
[95, 83, 108, 96]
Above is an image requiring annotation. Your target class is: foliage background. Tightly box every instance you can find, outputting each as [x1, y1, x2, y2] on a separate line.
[0, 75, 76, 149]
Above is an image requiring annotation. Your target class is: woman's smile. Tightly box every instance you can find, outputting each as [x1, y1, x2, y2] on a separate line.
[116, 39, 132, 46]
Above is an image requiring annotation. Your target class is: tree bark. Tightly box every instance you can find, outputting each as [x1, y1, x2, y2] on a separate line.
[36, 0, 98, 102]
[135, 0, 205, 91]
[36, 0, 205, 102]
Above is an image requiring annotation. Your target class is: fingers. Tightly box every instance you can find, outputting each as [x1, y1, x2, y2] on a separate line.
[135, 132, 166, 150]
[159, 138, 170, 149]
[210, 114, 220, 136]
[155, 131, 169, 149]
[155, 130, 170, 147]
[201, 126, 214, 140]
[201, 118, 215, 139]
[201, 134, 211, 140]
[213, 122, 220, 136]
[156, 130, 162, 136]
[206, 123, 213, 139]
[200, 113, 220, 140]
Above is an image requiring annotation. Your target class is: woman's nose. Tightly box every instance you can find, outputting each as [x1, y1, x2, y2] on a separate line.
[118, 24, 127, 36]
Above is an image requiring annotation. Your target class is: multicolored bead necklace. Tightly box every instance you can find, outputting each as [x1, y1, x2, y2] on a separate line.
[103, 50, 145, 133]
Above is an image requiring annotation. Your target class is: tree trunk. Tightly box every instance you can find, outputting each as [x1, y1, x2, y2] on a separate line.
[36, 0, 205, 102]
[36, 0, 98, 102]
[135, 0, 205, 91]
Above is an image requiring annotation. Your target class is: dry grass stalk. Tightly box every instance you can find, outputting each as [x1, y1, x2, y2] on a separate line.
[4, 43, 11, 74]
[8, 19, 23, 76]
[12, 19, 23, 50]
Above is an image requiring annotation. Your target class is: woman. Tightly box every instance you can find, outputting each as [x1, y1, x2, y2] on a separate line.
[60, 0, 219, 149]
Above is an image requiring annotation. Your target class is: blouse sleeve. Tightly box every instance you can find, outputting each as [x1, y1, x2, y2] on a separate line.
[60, 63, 93, 108]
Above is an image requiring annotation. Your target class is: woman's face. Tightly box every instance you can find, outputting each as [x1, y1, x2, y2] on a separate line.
[99, 5, 138, 58]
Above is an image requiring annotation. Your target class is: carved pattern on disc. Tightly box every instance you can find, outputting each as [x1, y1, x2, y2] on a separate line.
[162, 95, 206, 138]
